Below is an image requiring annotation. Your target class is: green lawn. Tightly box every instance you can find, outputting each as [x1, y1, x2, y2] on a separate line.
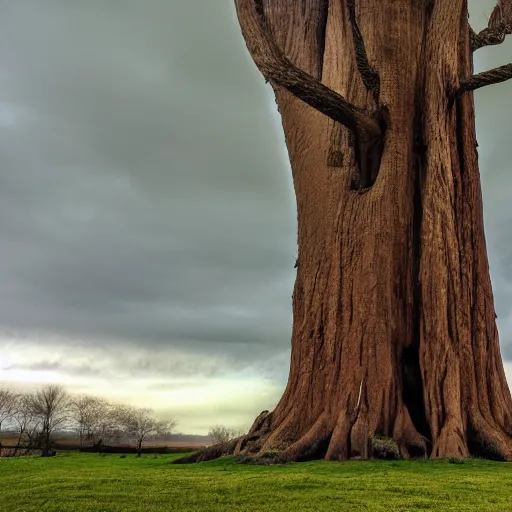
[0, 453, 510, 511]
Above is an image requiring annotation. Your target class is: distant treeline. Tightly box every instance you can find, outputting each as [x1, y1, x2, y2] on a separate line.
[78, 444, 194, 454]
[0, 384, 177, 457]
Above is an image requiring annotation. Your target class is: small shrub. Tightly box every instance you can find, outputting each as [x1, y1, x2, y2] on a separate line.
[120, 455, 127, 459]
[259, 449, 281, 460]
[372, 436, 400, 460]
[237, 455, 254, 465]
[447, 457, 465, 464]
[237, 450, 283, 466]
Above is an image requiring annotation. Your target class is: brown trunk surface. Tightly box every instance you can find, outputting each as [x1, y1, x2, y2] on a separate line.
[179, 0, 512, 463]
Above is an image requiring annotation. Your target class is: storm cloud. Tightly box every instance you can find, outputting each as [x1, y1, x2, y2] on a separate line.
[0, 1, 511, 431]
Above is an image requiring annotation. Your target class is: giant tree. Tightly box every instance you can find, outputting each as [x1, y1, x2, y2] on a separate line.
[180, 0, 512, 463]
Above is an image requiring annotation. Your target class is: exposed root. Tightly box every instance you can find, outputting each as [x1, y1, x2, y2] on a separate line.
[173, 388, 509, 465]
[430, 417, 468, 459]
[258, 408, 305, 452]
[468, 414, 512, 462]
[174, 403, 511, 464]
[235, 410, 272, 455]
[172, 438, 239, 464]
[393, 404, 428, 458]
[325, 410, 352, 460]
[279, 414, 332, 462]
[174, 411, 273, 464]
[350, 409, 372, 459]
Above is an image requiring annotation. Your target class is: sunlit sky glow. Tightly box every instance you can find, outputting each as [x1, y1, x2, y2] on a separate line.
[0, 1, 511, 434]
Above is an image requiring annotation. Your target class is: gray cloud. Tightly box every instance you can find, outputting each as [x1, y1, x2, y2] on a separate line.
[0, 0, 511, 411]
[0, 0, 296, 378]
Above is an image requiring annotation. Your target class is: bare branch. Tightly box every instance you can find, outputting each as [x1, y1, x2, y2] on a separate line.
[471, 0, 512, 51]
[458, 63, 512, 94]
[234, 0, 381, 136]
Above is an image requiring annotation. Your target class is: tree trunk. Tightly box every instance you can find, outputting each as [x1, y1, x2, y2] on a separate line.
[42, 428, 51, 457]
[13, 428, 24, 456]
[177, 0, 512, 464]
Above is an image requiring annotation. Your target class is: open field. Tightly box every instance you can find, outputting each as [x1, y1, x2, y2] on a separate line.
[0, 453, 510, 512]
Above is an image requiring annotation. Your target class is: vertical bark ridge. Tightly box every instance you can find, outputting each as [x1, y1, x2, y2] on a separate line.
[316, 0, 330, 81]
[420, 0, 512, 459]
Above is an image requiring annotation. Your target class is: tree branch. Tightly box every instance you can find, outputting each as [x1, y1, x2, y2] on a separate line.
[458, 63, 512, 94]
[471, 0, 512, 51]
[234, 0, 381, 136]
[471, 25, 508, 51]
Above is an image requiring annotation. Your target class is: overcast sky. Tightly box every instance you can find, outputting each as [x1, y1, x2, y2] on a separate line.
[0, 1, 511, 434]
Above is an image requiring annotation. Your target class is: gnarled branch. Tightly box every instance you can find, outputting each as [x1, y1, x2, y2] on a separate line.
[471, 25, 508, 51]
[471, 0, 512, 51]
[234, 0, 381, 137]
[458, 63, 512, 94]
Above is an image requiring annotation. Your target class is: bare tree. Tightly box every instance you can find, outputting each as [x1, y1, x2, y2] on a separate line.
[94, 404, 122, 446]
[208, 425, 246, 444]
[27, 384, 69, 456]
[1, 386, 180, 456]
[0, 387, 18, 436]
[116, 406, 177, 457]
[69, 395, 110, 446]
[9, 393, 41, 456]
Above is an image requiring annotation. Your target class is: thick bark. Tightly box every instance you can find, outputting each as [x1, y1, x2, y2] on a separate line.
[179, 0, 512, 463]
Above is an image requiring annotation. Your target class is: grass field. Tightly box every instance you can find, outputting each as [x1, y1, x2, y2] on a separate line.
[1, 453, 511, 512]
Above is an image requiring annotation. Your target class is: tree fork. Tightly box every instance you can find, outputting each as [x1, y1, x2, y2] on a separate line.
[237, 0, 387, 188]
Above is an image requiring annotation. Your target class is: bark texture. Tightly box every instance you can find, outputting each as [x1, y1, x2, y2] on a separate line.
[179, 0, 512, 463]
